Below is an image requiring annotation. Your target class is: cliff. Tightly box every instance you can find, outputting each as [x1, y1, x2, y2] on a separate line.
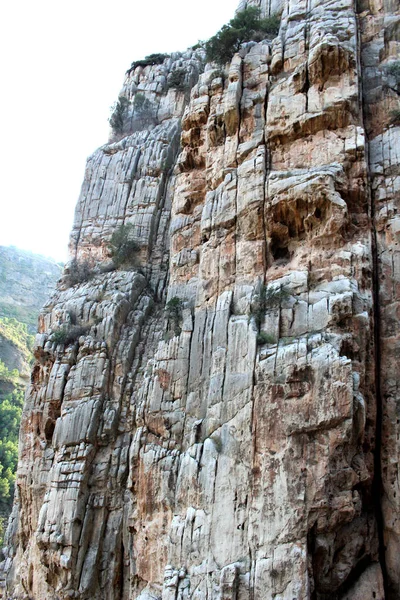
[2, 1, 400, 599]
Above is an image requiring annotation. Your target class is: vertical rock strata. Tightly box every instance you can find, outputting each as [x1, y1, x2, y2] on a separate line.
[3, 1, 399, 598]
[358, 0, 400, 597]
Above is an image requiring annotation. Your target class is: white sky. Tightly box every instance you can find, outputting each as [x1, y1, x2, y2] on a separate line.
[0, 0, 238, 262]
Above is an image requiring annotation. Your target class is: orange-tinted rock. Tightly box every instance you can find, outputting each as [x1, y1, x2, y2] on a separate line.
[2, 1, 400, 599]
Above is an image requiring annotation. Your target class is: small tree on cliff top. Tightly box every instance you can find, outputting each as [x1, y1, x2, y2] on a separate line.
[205, 7, 280, 65]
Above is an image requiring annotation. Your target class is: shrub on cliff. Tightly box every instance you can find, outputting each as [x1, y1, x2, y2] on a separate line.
[205, 7, 280, 65]
[109, 96, 131, 136]
[258, 13, 281, 37]
[64, 258, 95, 287]
[51, 325, 89, 346]
[127, 53, 169, 74]
[168, 68, 188, 92]
[165, 297, 183, 337]
[109, 223, 141, 269]
[250, 284, 289, 329]
[386, 61, 400, 81]
[133, 93, 156, 128]
[109, 93, 157, 139]
[390, 109, 400, 125]
[256, 331, 275, 345]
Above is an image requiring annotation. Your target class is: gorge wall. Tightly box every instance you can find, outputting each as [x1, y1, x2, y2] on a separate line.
[2, 0, 400, 598]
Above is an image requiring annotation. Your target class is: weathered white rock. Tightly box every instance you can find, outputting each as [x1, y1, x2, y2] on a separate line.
[3, 1, 400, 599]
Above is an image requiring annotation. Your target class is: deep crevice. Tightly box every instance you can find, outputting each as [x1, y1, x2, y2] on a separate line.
[355, 6, 390, 597]
[370, 177, 390, 599]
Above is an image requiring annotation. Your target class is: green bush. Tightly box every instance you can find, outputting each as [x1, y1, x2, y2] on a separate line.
[165, 297, 183, 337]
[0, 361, 19, 385]
[168, 68, 188, 92]
[256, 331, 275, 345]
[51, 327, 69, 345]
[258, 14, 281, 37]
[0, 389, 24, 520]
[0, 303, 38, 334]
[205, 7, 280, 65]
[133, 93, 156, 128]
[386, 61, 400, 81]
[390, 109, 400, 125]
[210, 68, 226, 81]
[52, 325, 89, 346]
[65, 258, 95, 287]
[127, 53, 170, 73]
[109, 96, 131, 136]
[0, 318, 33, 356]
[109, 223, 141, 269]
[108, 93, 157, 139]
[251, 284, 289, 329]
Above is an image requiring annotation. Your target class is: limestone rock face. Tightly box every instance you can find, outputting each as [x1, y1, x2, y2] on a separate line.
[2, 1, 400, 599]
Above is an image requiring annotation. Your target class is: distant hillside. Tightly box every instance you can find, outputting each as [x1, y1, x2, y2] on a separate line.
[0, 247, 62, 528]
[0, 246, 62, 333]
[0, 318, 31, 520]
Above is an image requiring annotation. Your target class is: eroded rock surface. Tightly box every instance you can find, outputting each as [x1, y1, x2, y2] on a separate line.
[2, 0, 400, 598]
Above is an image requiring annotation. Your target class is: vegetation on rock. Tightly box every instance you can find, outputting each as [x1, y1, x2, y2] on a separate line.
[109, 93, 157, 139]
[251, 284, 288, 345]
[133, 93, 156, 128]
[51, 325, 89, 346]
[109, 223, 141, 269]
[109, 96, 130, 136]
[127, 53, 169, 74]
[205, 8, 280, 65]
[390, 109, 400, 125]
[386, 61, 400, 81]
[165, 297, 183, 337]
[168, 68, 188, 92]
[64, 258, 95, 287]
[251, 284, 289, 329]
[256, 331, 275, 346]
[191, 42, 204, 51]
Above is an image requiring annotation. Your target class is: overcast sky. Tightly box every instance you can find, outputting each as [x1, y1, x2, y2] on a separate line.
[0, 0, 238, 262]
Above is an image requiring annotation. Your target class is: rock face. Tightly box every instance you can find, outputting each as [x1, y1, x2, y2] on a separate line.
[2, 1, 400, 599]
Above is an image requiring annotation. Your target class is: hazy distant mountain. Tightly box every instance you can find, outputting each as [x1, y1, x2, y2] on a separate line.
[0, 246, 62, 333]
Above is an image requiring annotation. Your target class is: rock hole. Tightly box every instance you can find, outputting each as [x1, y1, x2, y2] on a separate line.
[271, 245, 290, 262]
[339, 339, 355, 360]
[315, 207, 322, 219]
[31, 365, 41, 384]
[44, 419, 55, 442]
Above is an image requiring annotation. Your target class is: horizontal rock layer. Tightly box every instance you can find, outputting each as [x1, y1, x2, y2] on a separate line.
[2, 0, 399, 599]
